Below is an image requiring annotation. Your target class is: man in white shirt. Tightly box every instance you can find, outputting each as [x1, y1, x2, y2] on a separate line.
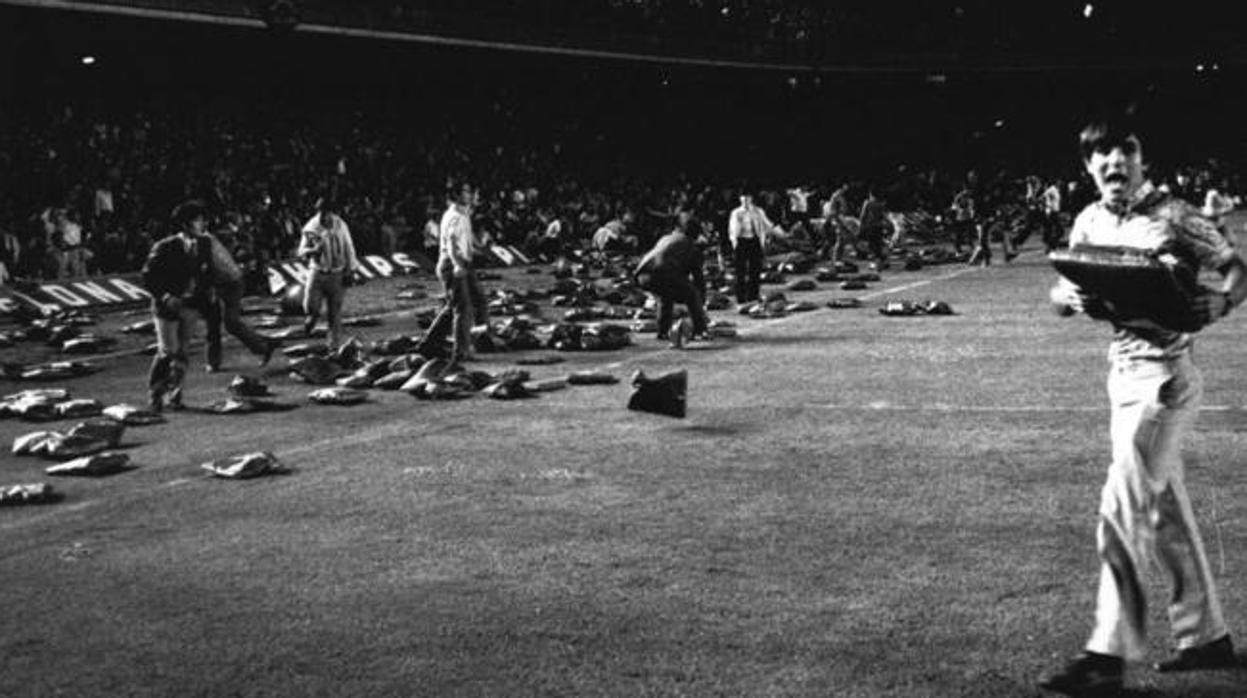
[728, 192, 773, 304]
[417, 182, 489, 362]
[297, 196, 360, 351]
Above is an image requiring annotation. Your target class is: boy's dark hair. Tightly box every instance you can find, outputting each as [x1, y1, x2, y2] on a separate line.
[170, 199, 206, 228]
[1079, 113, 1142, 162]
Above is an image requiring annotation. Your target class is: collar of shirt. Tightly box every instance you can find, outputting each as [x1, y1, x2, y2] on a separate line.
[1101, 180, 1163, 216]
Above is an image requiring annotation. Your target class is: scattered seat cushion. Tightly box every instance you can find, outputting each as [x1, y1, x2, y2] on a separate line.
[387, 354, 427, 374]
[55, 399, 104, 419]
[482, 379, 531, 400]
[102, 404, 166, 426]
[282, 343, 326, 359]
[920, 300, 955, 315]
[308, 387, 368, 406]
[580, 324, 631, 351]
[46, 452, 131, 477]
[373, 369, 415, 391]
[879, 300, 956, 317]
[67, 420, 125, 448]
[202, 451, 289, 479]
[12, 430, 59, 455]
[13, 399, 60, 422]
[331, 338, 365, 368]
[207, 397, 299, 414]
[0, 483, 60, 506]
[229, 375, 275, 398]
[20, 363, 91, 380]
[288, 356, 342, 385]
[43, 433, 112, 460]
[336, 372, 374, 389]
[4, 388, 70, 403]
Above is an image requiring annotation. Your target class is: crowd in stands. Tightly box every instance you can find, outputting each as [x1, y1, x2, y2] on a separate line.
[0, 90, 1240, 289]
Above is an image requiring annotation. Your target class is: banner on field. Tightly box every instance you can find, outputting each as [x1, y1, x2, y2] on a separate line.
[0, 252, 430, 319]
[486, 244, 534, 267]
[265, 252, 427, 294]
[0, 276, 151, 319]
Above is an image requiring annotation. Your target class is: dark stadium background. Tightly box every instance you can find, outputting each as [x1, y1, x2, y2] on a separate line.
[2, 1, 1244, 181]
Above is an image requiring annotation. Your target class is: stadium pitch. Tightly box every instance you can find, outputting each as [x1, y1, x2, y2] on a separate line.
[2, 251, 1246, 696]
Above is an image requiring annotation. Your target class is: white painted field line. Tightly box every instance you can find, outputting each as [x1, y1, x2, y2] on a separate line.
[805, 402, 1247, 414]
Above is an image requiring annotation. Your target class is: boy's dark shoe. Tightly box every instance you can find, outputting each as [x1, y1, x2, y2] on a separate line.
[1154, 635, 1236, 673]
[1038, 652, 1123, 695]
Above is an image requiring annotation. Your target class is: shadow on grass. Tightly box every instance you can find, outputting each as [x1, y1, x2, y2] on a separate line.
[734, 333, 855, 347]
[674, 342, 734, 353]
[668, 422, 759, 437]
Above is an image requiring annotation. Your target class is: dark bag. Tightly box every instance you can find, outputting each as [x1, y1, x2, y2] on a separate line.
[627, 369, 687, 419]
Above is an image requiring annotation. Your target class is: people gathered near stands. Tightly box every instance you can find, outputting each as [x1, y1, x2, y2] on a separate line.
[0, 97, 1240, 290]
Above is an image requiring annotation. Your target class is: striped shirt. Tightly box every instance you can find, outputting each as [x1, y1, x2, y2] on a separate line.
[1067, 181, 1236, 363]
[299, 214, 359, 274]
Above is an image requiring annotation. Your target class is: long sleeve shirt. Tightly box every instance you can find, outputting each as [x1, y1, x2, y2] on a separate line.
[1065, 181, 1237, 363]
[437, 205, 475, 274]
[141, 232, 213, 306]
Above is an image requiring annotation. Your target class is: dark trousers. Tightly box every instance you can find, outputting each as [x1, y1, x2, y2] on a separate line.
[952, 220, 975, 253]
[639, 271, 708, 337]
[303, 269, 347, 350]
[861, 225, 888, 263]
[206, 282, 270, 369]
[733, 237, 763, 303]
[419, 266, 489, 359]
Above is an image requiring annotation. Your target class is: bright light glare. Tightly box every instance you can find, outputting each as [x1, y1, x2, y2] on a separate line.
[1083, 3, 1093, 18]
[80, 55, 96, 65]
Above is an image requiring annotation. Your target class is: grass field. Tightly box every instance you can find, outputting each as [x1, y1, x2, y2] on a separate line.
[2, 247, 1247, 697]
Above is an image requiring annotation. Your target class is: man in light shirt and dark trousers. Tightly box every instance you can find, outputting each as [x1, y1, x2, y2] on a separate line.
[417, 182, 489, 362]
[298, 196, 361, 351]
[728, 191, 772, 304]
